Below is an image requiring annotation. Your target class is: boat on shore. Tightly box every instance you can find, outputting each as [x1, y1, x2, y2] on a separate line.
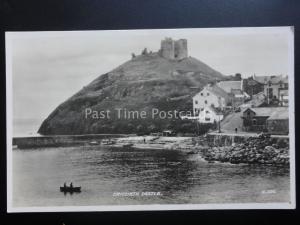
[60, 185, 81, 193]
[89, 141, 99, 146]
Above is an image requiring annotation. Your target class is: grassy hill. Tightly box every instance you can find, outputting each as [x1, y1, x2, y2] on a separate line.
[38, 52, 225, 135]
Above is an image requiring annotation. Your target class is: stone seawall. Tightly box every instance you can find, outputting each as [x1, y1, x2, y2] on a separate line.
[13, 134, 127, 149]
[206, 132, 289, 147]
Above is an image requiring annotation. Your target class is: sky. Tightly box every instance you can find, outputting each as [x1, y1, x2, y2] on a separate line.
[7, 27, 293, 135]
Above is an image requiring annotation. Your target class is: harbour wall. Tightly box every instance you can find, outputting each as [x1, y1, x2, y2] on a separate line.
[206, 132, 289, 147]
[13, 134, 127, 149]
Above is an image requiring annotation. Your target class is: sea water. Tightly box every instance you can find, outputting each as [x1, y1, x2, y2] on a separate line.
[12, 146, 290, 207]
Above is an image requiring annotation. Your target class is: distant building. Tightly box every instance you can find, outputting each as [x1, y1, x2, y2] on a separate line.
[279, 89, 289, 106]
[242, 76, 265, 98]
[266, 108, 289, 135]
[193, 84, 229, 116]
[262, 76, 288, 104]
[160, 38, 188, 60]
[216, 80, 243, 93]
[241, 107, 289, 134]
[243, 75, 288, 106]
[239, 92, 266, 108]
[216, 80, 249, 107]
[252, 75, 289, 105]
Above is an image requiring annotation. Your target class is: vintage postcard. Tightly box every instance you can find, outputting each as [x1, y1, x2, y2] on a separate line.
[6, 27, 295, 212]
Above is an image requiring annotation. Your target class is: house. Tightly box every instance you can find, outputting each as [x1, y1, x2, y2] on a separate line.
[193, 84, 229, 116]
[241, 107, 289, 134]
[181, 106, 223, 124]
[263, 76, 288, 105]
[266, 108, 289, 134]
[216, 80, 249, 107]
[252, 75, 288, 105]
[198, 106, 223, 124]
[279, 89, 289, 106]
[239, 92, 266, 108]
[229, 89, 250, 108]
[242, 77, 265, 98]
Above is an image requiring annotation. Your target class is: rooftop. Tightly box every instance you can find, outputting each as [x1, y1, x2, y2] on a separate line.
[243, 107, 289, 119]
[206, 85, 229, 98]
[253, 75, 288, 84]
[267, 108, 289, 120]
[216, 80, 242, 93]
[240, 92, 266, 108]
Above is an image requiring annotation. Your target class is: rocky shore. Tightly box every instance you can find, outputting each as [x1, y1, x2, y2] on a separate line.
[107, 134, 289, 166]
[201, 135, 289, 165]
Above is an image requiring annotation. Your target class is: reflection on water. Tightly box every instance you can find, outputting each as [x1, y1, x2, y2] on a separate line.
[13, 146, 290, 207]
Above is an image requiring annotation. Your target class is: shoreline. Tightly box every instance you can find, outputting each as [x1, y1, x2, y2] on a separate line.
[13, 134, 290, 166]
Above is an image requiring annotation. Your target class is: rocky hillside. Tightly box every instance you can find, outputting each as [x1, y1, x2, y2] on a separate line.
[38, 52, 225, 135]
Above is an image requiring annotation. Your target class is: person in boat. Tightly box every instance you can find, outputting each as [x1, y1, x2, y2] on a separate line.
[64, 182, 66, 188]
[70, 182, 73, 188]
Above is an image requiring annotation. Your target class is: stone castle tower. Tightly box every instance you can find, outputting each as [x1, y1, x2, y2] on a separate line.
[160, 38, 188, 60]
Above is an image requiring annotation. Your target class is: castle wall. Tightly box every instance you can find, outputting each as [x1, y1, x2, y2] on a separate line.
[160, 38, 188, 60]
[160, 38, 174, 59]
[174, 39, 188, 60]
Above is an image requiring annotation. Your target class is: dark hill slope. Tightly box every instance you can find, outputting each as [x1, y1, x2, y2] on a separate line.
[38, 53, 225, 135]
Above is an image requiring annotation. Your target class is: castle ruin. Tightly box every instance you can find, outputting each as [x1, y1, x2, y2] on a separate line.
[160, 38, 188, 60]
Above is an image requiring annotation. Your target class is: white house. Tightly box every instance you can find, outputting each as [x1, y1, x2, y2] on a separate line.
[181, 106, 223, 124]
[198, 106, 223, 124]
[193, 85, 229, 116]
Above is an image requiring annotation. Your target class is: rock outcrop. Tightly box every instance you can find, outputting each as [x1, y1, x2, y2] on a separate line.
[202, 135, 289, 165]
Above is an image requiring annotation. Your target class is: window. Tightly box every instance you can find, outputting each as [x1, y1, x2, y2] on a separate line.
[205, 100, 208, 104]
[201, 93, 203, 96]
[207, 93, 210, 96]
[195, 100, 198, 104]
[252, 119, 257, 125]
[205, 118, 211, 121]
[206, 110, 210, 114]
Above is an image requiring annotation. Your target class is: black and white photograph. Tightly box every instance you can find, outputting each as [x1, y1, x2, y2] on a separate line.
[6, 27, 295, 212]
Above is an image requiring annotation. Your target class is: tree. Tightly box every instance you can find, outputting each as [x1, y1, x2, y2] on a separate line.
[235, 73, 242, 80]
